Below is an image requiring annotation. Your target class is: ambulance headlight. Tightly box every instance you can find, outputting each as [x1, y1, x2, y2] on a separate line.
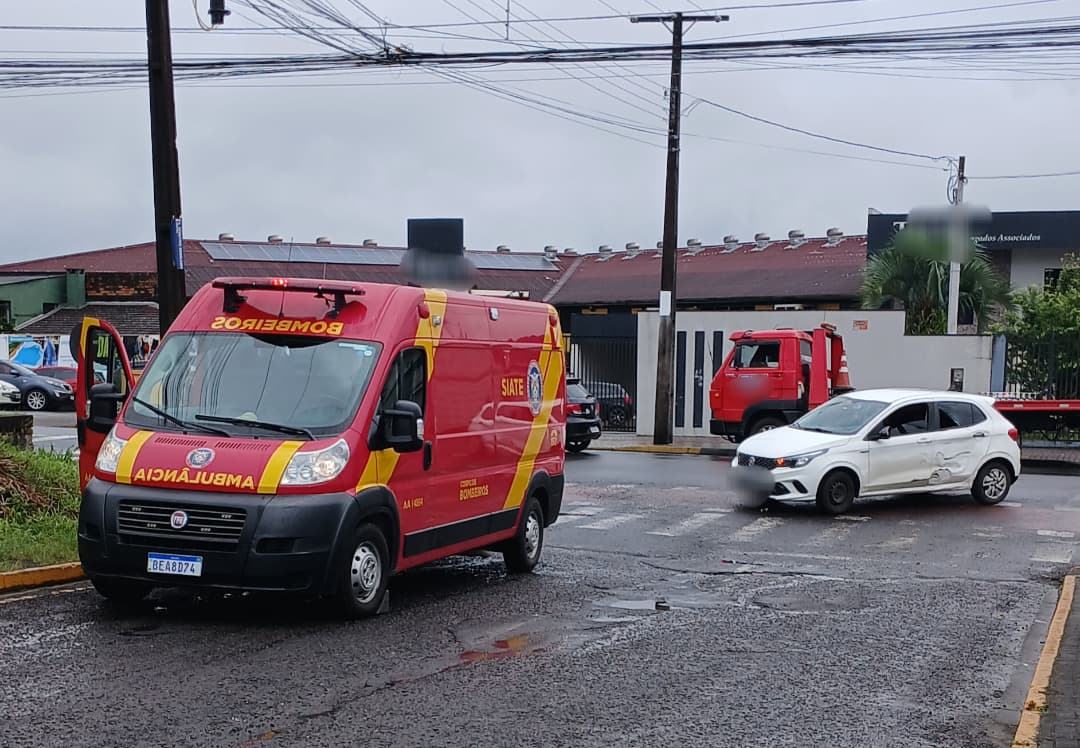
[96, 429, 127, 474]
[282, 439, 350, 486]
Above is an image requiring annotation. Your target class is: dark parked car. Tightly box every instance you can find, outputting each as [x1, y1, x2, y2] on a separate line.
[36, 365, 105, 387]
[0, 359, 75, 411]
[566, 377, 602, 453]
[583, 380, 635, 429]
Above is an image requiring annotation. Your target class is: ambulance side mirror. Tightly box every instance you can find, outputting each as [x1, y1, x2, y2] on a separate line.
[88, 382, 126, 433]
[381, 399, 424, 453]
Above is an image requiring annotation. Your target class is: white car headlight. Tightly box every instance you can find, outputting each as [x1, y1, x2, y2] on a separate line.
[95, 429, 128, 474]
[281, 439, 350, 486]
[780, 449, 829, 468]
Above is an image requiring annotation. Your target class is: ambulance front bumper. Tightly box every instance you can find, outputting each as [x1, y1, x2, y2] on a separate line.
[77, 479, 363, 596]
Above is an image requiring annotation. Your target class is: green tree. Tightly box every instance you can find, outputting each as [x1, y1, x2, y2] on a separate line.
[860, 230, 1014, 335]
[998, 253, 1080, 398]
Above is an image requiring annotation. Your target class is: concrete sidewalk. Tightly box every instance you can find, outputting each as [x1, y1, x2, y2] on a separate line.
[590, 433, 1080, 473]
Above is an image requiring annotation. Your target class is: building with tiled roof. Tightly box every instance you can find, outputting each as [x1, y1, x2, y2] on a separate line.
[0, 228, 868, 327]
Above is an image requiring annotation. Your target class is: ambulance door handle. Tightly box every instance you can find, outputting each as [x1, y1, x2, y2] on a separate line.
[423, 441, 432, 470]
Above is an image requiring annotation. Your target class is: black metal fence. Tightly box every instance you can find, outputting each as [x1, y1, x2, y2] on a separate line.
[565, 336, 638, 432]
[1004, 335, 1080, 400]
[1004, 335, 1080, 443]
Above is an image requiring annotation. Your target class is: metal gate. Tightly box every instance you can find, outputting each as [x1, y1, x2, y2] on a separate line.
[565, 336, 638, 432]
[1004, 334, 1080, 399]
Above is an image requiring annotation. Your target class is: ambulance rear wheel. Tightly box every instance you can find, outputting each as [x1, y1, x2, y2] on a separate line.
[504, 496, 544, 574]
[337, 524, 390, 619]
[91, 577, 152, 604]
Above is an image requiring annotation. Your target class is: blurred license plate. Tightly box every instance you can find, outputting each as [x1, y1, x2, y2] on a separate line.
[590, 426, 601, 435]
[147, 553, 203, 577]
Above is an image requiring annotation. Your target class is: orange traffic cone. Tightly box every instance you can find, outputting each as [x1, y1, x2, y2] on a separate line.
[834, 352, 853, 392]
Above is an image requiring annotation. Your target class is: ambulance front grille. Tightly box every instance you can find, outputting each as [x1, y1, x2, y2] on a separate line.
[117, 500, 247, 544]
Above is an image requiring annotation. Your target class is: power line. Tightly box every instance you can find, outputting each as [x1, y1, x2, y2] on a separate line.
[684, 93, 951, 162]
[969, 169, 1080, 179]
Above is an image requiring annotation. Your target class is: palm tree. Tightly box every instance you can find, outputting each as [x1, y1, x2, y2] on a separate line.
[860, 230, 1013, 335]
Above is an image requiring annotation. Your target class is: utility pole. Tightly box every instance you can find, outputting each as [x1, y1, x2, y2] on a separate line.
[146, 0, 187, 336]
[631, 11, 727, 445]
[946, 155, 966, 335]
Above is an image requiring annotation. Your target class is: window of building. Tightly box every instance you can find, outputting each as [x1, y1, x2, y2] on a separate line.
[42, 302, 59, 315]
[1045, 268, 1062, 291]
[0, 300, 11, 324]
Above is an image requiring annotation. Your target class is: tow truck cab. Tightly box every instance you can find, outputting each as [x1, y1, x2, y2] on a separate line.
[72, 276, 566, 618]
[709, 322, 853, 441]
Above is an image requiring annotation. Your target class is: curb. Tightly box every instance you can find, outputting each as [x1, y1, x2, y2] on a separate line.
[590, 445, 1080, 473]
[1013, 574, 1076, 747]
[0, 562, 84, 593]
[1022, 459, 1080, 476]
[590, 445, 736, 457]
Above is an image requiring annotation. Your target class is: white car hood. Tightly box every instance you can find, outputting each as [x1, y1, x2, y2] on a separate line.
[738, 426, 850, 458]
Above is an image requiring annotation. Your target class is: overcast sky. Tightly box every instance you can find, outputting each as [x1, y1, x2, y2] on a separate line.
[2, 1, 1078, 264]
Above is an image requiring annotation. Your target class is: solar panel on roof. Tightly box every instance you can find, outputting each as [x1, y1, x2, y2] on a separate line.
[201, 242, 557, 271]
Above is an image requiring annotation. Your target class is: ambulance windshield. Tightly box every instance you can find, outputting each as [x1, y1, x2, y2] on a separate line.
[124, 332, 382, 438]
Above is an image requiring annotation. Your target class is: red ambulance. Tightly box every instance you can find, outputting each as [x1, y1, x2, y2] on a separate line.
[73, 276, 567, 618]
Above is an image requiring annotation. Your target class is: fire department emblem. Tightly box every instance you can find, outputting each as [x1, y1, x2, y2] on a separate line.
[527, 361, 543, 416]
[186, 448, 215, 469]
[170, 510, 189, 530]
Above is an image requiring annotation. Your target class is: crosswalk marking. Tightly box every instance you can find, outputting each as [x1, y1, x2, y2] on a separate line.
[1037, 530, 1076, 539]
[646, 510, 731, 537]
[561, 504, 603, 517]
[881, 533, 919, 550]
[1031, 543, 1074, 564]
[576, 513, 643, 531]
[728, 517, 784, 543]
[803, 521, 856, 547]
[1000, 501, 1023, 508]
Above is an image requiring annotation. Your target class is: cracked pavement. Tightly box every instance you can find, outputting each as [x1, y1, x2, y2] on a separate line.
[2, 452, 1078, 747]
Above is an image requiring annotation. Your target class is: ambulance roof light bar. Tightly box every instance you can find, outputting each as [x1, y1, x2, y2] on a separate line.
[212, 277, 366, 317]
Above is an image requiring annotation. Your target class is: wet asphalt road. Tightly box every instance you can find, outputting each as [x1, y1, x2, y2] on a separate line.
[2, 451, 1079, 747]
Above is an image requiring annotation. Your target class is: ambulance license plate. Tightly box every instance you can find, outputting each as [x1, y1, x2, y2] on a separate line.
[147, 553, 203, 577]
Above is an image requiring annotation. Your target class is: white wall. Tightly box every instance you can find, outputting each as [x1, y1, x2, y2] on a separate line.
[1010, 248, 1074, 289]
[636, 310, 994, 437]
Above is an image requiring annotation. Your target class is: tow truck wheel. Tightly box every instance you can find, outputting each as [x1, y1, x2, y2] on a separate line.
[337, 524, 390, 619]
[748, 416, 785, 436]
[91, 577, 152, 604]
[503, 495, 545, 574]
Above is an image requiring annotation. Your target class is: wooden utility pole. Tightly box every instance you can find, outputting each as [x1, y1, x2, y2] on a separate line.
[146, 0, 187, 336]
[631, 11, 727, 444]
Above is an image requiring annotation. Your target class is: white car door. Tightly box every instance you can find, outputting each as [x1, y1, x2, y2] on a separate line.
[864, 401, 934, 493]
[925, 400, 992, 485]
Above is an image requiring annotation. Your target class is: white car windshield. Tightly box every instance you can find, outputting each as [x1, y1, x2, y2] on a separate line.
[793, 396, 889, 435]
[123, 332, 382, 438]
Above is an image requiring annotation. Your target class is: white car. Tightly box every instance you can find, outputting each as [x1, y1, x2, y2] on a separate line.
[730, 388, 1022, 515]
[0, 379, 21, 407]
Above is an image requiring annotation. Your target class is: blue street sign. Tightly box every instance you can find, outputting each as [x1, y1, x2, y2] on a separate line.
[171, 217, 184, 270]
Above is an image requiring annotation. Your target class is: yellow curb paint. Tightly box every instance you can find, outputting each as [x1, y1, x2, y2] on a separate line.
[1013, 574, 1076, 748]
[590, 445, 703, 455]
[0, 562, 84, 592]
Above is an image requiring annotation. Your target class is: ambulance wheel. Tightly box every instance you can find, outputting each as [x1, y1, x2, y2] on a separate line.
[91, 577, 152, 604]
[504, 496, 545, 574]
[337, 524, 390, 619]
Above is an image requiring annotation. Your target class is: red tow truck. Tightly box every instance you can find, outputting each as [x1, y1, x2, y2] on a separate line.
[709, 322, 1080, 443]
[709, 323, 853, 441]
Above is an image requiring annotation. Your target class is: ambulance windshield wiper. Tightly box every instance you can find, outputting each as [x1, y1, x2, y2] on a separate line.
[194, 414, 314, 440]
[131, 397, 231, 437]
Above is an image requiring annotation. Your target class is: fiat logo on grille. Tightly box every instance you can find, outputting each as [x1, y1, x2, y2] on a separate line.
[170, 510, 189, 529]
